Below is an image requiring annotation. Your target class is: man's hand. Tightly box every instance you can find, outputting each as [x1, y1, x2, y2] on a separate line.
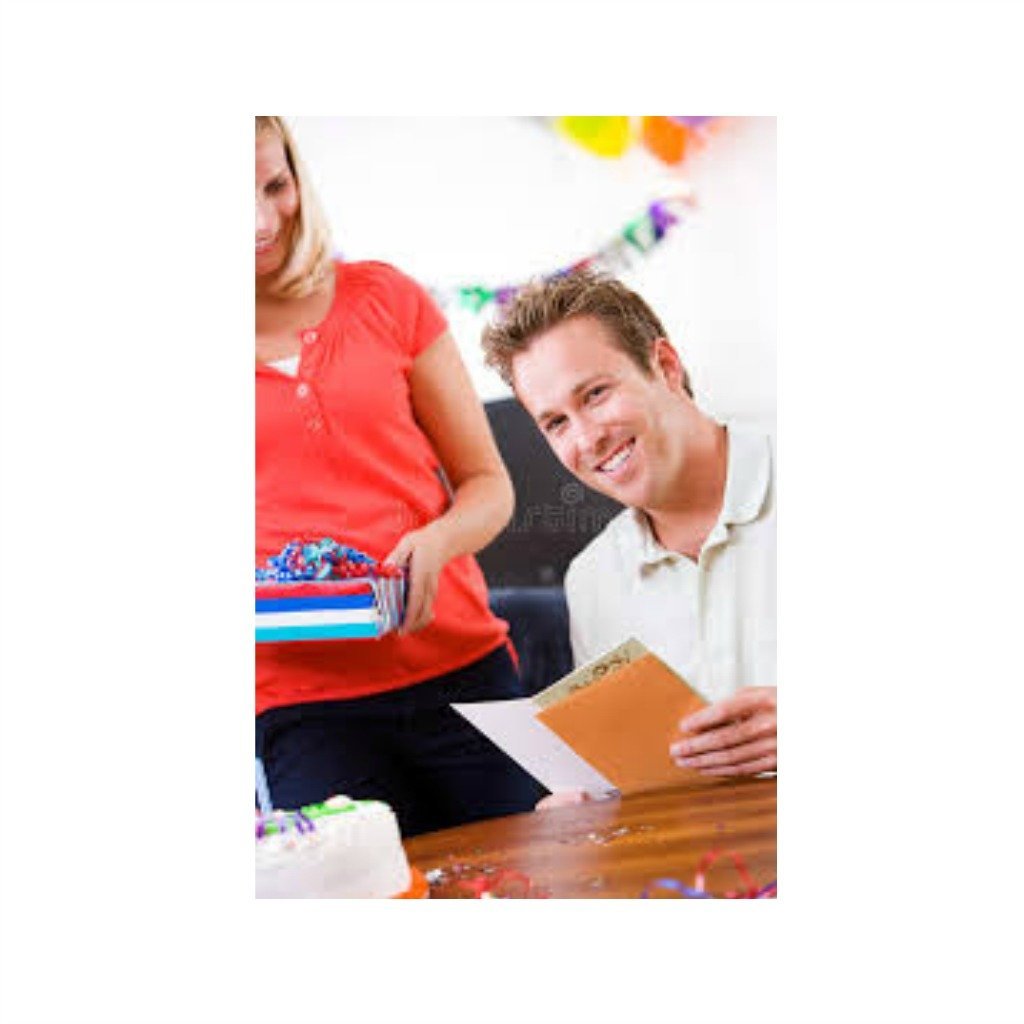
[669, 687, 776, 776]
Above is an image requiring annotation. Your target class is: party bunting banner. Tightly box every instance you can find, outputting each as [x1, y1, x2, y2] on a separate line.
[429, 194, 695, 316]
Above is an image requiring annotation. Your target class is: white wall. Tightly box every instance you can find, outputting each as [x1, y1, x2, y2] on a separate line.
[289, 117, 775, 421]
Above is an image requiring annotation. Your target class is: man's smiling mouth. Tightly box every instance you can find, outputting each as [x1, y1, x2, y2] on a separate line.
[595, 439, 635, 474]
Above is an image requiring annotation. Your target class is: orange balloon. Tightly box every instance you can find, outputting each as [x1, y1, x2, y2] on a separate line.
[641, 116, 690, 165]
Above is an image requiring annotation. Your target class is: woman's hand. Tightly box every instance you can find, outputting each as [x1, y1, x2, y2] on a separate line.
[384, 522, 454, 633]
[535, 789, 592, 811]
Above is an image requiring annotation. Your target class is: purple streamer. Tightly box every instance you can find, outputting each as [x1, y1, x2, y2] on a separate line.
[648, 201, 679, 241]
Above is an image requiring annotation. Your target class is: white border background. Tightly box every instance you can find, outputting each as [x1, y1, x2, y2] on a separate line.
[1, 2, 1022, 1023]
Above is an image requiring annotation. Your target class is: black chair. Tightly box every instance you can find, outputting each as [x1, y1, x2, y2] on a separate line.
[479, 399, 614, 696]
[479, 398, 621, 588]
[489, 587, 573, 697]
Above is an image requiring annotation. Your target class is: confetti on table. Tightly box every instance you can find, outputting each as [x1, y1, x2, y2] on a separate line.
[423, 864, 550, 899]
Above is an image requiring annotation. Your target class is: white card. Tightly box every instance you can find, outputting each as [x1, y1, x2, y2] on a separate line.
[452, 697, 617, 798]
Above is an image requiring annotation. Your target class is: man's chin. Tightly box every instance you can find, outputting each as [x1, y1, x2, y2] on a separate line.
[585, 474, 640, 508]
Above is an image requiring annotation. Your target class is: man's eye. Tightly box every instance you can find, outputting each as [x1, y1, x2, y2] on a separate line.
[544, 417, 566, 434]
[266, 178, 288, 195]
[586, 385, 607, 403]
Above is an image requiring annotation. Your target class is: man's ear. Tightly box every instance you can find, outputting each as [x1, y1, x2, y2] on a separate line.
[651, 337, 688, 394]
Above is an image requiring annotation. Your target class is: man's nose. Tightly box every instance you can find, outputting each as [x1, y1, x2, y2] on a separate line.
[573, 416, 608, 463]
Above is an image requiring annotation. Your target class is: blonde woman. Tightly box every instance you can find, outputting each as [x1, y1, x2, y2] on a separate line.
[255, 117, 543, 836]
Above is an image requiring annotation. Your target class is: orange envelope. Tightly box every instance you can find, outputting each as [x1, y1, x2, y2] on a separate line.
[535, 652, 708, 795]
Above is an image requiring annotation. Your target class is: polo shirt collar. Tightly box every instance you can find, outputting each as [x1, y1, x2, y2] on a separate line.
[628, 421, 772, 569]
[718, 422, 772, 529]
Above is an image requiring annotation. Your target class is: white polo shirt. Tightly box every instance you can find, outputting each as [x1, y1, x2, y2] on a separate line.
[564, 421, 776, 704]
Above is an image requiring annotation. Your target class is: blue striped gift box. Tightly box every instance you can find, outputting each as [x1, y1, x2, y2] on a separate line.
[255, 577, 406, 643]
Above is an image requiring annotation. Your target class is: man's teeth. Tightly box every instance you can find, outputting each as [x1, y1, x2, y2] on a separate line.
[598, 442, 633, 473]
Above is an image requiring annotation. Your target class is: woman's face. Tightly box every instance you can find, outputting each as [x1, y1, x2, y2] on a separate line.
[255, 131, 300, 280]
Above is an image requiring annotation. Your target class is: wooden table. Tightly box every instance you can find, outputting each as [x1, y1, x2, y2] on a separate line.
[404, 776, 776, 898]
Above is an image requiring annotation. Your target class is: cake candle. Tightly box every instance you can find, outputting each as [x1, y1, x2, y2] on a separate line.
[255, 756, 274, 816]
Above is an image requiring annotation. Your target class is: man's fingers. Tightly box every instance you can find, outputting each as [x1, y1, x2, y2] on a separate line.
[677, 702, 731, 734]
[670, 711, 774, 759]
[672, 734, 776, 772]
[679, 687, 775, 734]
[698, 753, 777, 777]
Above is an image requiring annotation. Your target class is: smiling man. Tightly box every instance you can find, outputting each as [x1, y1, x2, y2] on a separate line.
[482, 271, 776, 781]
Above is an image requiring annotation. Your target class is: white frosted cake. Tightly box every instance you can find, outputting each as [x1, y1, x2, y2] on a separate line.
[256, 795, 413, 899]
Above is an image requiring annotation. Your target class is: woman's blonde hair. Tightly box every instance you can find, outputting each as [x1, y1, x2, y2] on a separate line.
[255, 116, 334, 299]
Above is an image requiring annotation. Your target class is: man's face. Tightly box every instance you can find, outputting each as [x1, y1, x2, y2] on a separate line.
[512, 316, 687, 510]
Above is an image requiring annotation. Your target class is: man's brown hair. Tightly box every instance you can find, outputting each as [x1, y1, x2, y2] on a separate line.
[481, 270, 692, 396]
